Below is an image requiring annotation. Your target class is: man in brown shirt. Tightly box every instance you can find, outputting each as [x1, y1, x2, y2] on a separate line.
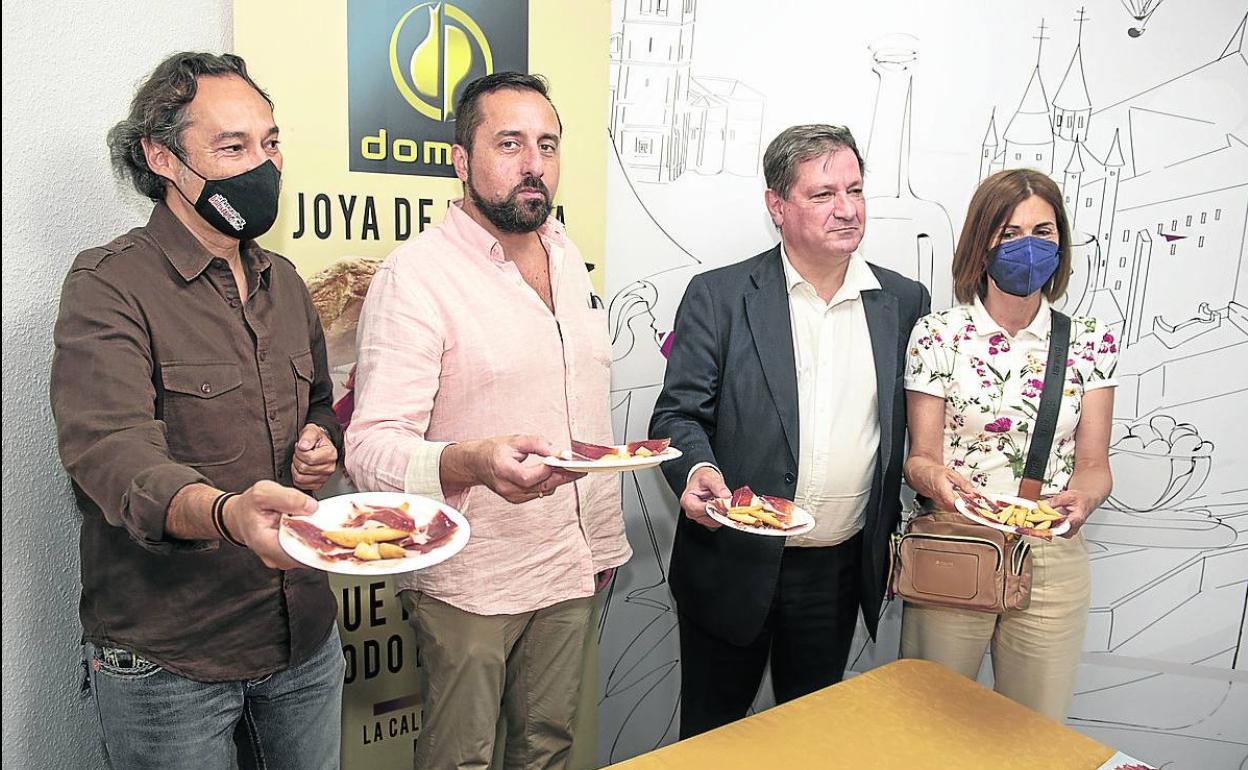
[51, 52, 344, 770]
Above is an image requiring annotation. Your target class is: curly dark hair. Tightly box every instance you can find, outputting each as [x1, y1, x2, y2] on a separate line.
[107, 52, 272, 201]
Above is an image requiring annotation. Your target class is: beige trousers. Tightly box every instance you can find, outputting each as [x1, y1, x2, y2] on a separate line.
[900, 532, 1090, 721]
[400, 591, 593, 770]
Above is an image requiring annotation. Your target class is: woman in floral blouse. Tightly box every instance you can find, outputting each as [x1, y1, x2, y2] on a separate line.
[900, 168, 1117, 720]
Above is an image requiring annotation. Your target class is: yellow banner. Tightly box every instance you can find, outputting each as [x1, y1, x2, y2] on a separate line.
[236, 0, 608, 286]
[235, 2, 608, 767]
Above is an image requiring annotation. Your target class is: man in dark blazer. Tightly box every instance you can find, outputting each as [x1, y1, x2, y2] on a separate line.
[651, 124, 930, 738]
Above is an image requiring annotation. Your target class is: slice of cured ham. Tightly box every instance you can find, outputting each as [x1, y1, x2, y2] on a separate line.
[711, 487, 803, 531]
[286, 508, 459, 562]
[759, 495, 796, 527]
[343, 502, 416, 531]
[730, 486, 757, 509]
[760, 495, 795, 514]
[284, 518, 348, 554]
[394, 511, 458, 554]
[626, 438, 670, 455]
[956, 487, 1004, 515]
[569, 440, 618, 460]
[567, 438, 672, 460]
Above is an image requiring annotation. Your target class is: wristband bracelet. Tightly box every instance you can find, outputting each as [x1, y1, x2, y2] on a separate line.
[211, 492, 245, 548]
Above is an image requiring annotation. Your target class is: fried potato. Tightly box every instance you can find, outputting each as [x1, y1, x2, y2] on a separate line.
[377, 542, 408, 559]
[353, 541, 381, 561]
[1004, 507, 1028, 528]
[1035, 520, 1052, 530]
[727, 503, 763, 516]
[727, 512, 759, 525]
[633, 447, 653, 457]
[752, 510, 785, 529]
[1037, 500, 1063, 518]
[324, 527, 411, 548]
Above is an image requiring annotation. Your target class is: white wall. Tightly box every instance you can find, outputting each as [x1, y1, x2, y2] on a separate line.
[601, 1, 1248, 768]
[2, 3, 231, 767]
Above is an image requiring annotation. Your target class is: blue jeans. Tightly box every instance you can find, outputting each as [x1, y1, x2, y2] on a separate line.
[84, 627, 345, 770]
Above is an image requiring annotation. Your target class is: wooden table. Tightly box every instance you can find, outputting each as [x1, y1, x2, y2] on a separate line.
[605, 659, 1116, 770]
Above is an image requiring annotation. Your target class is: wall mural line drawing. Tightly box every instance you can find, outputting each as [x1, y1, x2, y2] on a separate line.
[601, 1, 1248, 767]
[859, 31, 956, 307]
[607, 141, 703, 266]
[1119, 0, 1168, 38]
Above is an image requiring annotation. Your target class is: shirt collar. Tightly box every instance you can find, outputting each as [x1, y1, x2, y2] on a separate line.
[779, 242, 880, 304]
[967, 294, 1052, 340]
[147, 202, 272, 287]
[443, 199, 566, 265]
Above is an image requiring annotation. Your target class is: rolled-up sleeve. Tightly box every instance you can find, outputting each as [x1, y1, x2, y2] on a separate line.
[345, 262, 451, 500]
[51, 268, 211, 553]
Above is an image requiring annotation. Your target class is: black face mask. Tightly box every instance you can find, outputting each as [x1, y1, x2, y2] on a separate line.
[172, 157, 281, 241]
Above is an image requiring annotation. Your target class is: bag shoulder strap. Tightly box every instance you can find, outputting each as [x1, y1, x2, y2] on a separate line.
[1019, 310, 1071, 500]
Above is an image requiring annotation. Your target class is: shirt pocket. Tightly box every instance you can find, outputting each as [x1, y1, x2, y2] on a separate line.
[291, 348, 315, 425]
[585, 307, 612, 369]
[159, 361, 245, 467]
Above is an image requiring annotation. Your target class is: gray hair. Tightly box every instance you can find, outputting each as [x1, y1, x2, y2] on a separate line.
[107, 52, 273, 201]
[762, 124, 865, 199]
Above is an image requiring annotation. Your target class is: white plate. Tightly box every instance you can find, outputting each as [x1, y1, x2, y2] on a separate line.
[279, 492, 470, 575]
[542, 446, 683, 473]
[705, 500, 816, 537]
[953, 493, 1071, 538]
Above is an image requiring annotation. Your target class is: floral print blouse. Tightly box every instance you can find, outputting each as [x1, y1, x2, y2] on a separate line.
[904, 296, 1118, 497]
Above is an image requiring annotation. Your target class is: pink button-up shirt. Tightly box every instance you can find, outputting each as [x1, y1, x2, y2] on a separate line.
[345, 202, 630, 615]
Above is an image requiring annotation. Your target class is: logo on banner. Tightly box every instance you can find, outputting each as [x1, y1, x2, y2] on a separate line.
[389, 2, 493, 121]
[348, 0, 529, 177]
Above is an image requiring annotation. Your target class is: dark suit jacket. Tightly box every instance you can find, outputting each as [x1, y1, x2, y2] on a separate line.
[650, 246, 930, 646]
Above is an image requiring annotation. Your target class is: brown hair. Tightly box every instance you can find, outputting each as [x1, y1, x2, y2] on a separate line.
[454, 71, 561, 154]
[108, 52, 272, 201]
[952, 169, 1071, 303]
[763, 124, 865, 199]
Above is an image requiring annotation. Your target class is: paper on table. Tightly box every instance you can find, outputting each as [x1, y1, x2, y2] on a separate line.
[1094, 750, 1157, 770]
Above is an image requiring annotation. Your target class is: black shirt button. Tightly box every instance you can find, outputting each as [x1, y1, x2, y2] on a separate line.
[784, 472, 796, 484]
[200, 383, 212, 395]
[268, 410, 277, 421]
[229, 299, 241, 308]
[258, 351, 267, 362]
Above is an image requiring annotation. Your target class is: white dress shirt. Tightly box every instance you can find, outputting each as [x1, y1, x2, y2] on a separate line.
[780, 246, 880, 546]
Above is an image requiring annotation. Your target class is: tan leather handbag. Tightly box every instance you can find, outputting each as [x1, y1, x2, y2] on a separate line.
[890, 512, 1033, 612]
[889, 311, 1070, 614]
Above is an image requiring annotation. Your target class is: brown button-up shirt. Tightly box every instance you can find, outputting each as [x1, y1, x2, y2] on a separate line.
[51, 202, 342, 682]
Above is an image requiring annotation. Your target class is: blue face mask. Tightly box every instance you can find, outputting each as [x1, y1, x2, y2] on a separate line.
[987, 236, 1060, 297]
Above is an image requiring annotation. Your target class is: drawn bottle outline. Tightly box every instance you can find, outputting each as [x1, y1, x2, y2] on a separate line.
[860, 34, 956, 308]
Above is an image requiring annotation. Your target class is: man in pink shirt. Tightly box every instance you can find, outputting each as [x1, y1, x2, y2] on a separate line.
[345, 73, 630, 770]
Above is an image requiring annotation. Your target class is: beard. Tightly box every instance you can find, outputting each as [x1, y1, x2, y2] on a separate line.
[467, 172, 553, 234]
